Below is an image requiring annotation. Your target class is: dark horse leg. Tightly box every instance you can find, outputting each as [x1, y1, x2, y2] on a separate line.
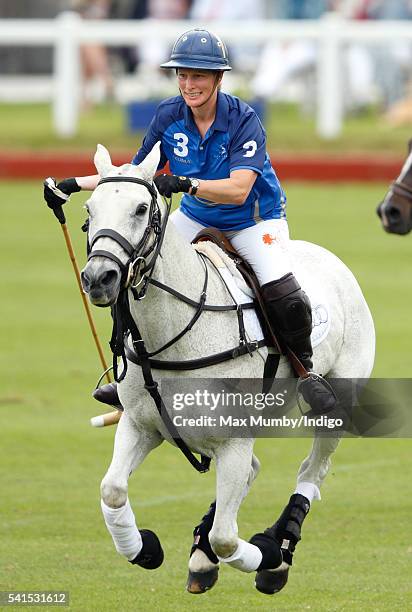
[187, 453, 260, 593]
[186, 494, 309, 595]
[251, 493, 310, 595]
[186, 500, 219, 594]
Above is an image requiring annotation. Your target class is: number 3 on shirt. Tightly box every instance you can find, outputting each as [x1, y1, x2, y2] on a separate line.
[243, 140, 257, 157]
[173, 133, 189, 157]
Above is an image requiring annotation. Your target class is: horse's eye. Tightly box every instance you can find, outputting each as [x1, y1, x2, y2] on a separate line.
[84, 202, 90, 214]
[135, 203, 148, 215]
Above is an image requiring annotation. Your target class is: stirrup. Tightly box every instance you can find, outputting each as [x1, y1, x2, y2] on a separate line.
[92, 382, 123, 410]
[296, 373, 337, 415]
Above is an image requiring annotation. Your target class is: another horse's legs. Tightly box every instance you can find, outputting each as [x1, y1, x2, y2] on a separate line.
[187, 452, 260, 593]
[100, 413, 163, 568]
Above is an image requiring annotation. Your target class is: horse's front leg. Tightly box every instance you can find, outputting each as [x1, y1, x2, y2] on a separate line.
[100, 412, 164, 569]
[187, 451, 261, 594]
[212, 441, 283, 572]
[255, 432, 342, 595]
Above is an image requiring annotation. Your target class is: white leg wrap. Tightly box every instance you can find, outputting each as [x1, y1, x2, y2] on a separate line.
[218, 539, 263, 573]
[101, 498, 142, 561]
[294, 481, 321, 503]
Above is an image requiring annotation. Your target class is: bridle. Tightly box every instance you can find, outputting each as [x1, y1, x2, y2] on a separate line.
[380, 177, 412, 232]
[379, 143, 412, 233]
[390, 178, 412, 203]
[87, 175, 170, 299]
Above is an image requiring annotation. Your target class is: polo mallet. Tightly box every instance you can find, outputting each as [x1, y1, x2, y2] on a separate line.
[45, 178, 121, 428]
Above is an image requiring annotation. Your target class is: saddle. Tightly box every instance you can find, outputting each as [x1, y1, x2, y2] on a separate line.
[193, 227, 312, 382]
[192, 227, 284, 355]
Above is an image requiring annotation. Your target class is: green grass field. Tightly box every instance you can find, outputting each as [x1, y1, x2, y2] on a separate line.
[1, 181, 411, 611]
[1, 102, 412, 154]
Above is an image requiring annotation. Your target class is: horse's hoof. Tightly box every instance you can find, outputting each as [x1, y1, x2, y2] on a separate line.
[129, 529, 164, 570]
[186, 567, 219, 594]
[255, 567, 289, 595]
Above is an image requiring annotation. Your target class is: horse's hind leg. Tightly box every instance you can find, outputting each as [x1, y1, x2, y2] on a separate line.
[187, 450, 261, 594]
[100, 413, 163, 568]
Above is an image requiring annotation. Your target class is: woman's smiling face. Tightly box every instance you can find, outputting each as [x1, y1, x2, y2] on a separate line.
[177, 68, 221, 109]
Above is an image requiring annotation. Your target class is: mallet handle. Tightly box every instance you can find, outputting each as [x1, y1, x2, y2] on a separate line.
[91, 409, 122, 427]
[61, 223, 112, 384]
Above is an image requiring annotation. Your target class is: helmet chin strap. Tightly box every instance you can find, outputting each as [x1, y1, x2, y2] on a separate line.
[179, 73, 222, 110]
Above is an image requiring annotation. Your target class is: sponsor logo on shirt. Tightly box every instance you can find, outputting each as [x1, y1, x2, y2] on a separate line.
[173, 156, 192, 164]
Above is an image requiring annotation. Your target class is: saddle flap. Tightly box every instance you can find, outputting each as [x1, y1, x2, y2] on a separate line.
[192, 227, 281, 353]
[193, 227, 239, 258]
[193, 227, 259, 290]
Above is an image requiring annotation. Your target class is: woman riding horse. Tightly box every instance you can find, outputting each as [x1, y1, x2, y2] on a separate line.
[43, 28, 335, 410]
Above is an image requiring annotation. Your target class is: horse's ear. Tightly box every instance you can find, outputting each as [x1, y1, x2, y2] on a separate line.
[136, 142, 161, 181]
[94, 144, 113, 177]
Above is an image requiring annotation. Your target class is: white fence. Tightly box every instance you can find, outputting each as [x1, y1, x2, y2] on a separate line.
[1, 12, 412, 139]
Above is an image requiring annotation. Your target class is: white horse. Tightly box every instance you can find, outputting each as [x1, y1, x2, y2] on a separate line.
[80, 143, 375, 595]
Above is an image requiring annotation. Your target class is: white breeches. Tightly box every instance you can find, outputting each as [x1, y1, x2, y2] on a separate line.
[170, 209, 292, 285]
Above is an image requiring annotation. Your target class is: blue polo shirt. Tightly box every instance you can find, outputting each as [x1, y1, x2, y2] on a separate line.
[132, 92, 287, 231]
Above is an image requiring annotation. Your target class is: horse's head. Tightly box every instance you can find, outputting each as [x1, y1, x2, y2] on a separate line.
[81, 143, 161, 306]
[377, 140, 412, 235]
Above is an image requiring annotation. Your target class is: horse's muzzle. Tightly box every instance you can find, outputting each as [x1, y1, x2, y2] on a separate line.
[81, 260, 122, 306]
[380, 203, 410, 235]
[378, 190, 412, 235]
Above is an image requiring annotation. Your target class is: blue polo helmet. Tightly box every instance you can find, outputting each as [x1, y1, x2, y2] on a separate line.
[160, 28, 232, 71]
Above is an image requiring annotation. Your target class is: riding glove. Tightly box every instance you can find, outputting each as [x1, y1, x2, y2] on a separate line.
[43, 177, 81, 223]
[44, 177, 81, 208]
[154, 174, 192, 198]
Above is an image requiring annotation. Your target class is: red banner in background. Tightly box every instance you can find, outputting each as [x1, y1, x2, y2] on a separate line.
[0, 151, 402, 182]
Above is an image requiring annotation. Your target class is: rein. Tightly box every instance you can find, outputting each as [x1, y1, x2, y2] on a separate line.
[87, 175, 264, 473]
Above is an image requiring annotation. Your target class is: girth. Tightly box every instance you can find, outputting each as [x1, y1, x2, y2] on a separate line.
[124, 335, 266, 370]
[118, 249, 265, 371]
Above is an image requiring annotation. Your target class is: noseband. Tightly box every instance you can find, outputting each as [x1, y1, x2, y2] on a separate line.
[391, 179, 412, 201]
[87, 175, 169, 298]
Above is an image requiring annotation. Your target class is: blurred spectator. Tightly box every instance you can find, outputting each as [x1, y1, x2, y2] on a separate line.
[110, 0, 149, 74]
[189, 0, 262, 19]
[110, 0, 147, 18]
[189, 0, 264, 72]
[366, 1, 412, 114]
[359, 0, 412, 20]
[0, 0, 67, 74]
[252, 0, 412, 120]
[273, 0, 330, 19]
[339, 0, 412, 114]
[251, 1, 329, 104]
[136, 0, 191, 77]
[70, 0, 115, 107]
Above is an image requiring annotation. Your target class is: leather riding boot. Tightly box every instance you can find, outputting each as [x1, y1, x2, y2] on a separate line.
[261, 273, 336, 414]
[93, 382, 123, 410]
